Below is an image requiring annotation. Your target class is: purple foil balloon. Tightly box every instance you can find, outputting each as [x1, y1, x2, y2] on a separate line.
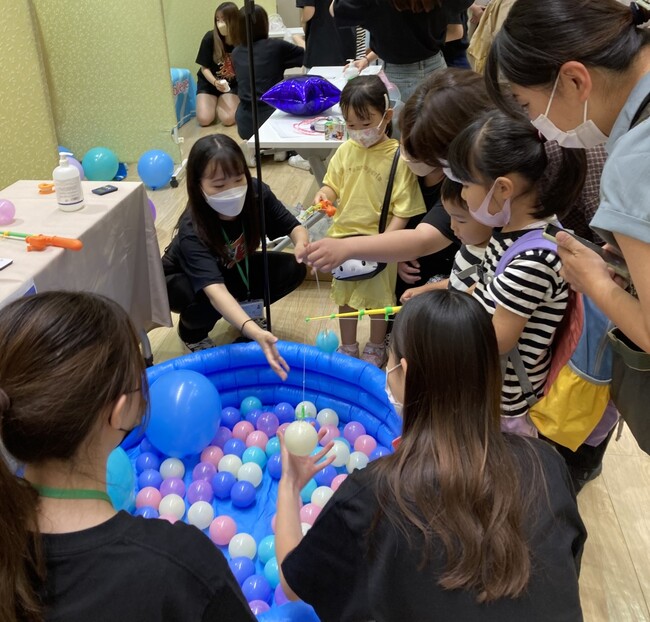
[261, 75, 341, 116]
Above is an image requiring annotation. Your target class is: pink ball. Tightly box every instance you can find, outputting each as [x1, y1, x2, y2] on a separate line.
[277, 422, 291, 436]
[343, 421, 366, 445]
[209, 515, 237, 546]
[354, 434, 377, 456]
[233, 421, 255, 442]
[158, 514, 179, 524]
[201, 445, 224, 467]
[136, 486, 162, 510]
[246, 430, 269, 450]
[249, 600, 270, 615]
[0, 199, 15, 226]
[275, 584, 290, 606]
[319, 424, 339, 446]
[299, 503, 322, 525]
[331, 474, 347, 491]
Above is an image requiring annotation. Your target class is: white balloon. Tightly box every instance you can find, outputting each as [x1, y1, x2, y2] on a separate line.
[301, 522, 312, 536]
[347, 451, 369, 473]
[158, 493, 186, 520]
[228, 532, 257, 560]
[218, 454, 243, 476]
[237, 462, 263, 488]
[327, 440, 350, 467]
[187, 501, 214, 530]
[311, 486, 334, 508]
[316, 408, 339, 428]
[159, 457, 185, 480]
[284, 421, 318, 457]
[294, 401, 317, 419]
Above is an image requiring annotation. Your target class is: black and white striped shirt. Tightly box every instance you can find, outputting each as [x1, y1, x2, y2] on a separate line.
[473, 229, 569, 418]
[448, 244, 486, 292]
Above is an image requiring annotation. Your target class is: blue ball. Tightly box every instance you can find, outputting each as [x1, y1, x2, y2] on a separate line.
[370, 445, 392, 460]
[137, 468, 163, 490]
[106, 447, 135, 511]
[135, 452, 160, 474]
[258, 535, 276, 564]
[304, 417, 320, 431]
[244, 408, 262, 426]
[274, 402, 295, 424]
[137, 149, 174, 190]
[242, 574, 271, 603]
[134, 505, 159, 519]
[240, 396, 262, 415]
[265, 437, 281, 457]
[223, 438, 246, 458]
[242, 446, 267, 469]
[264, 558, 280, 589]
[316, 329, 339, 354]
[138, 438, 156, 454]
[300, 479, 318, 504]
[267, 453, 282, 480]
[220, 407, 241, 430]
[231, 481, 256, 508]
[211, 471, 236, 499]
[314, 465, 337, 487]
[229, 556, 256, 585]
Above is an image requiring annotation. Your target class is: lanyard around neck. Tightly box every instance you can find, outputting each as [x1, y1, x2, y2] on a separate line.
[220, 226, 250, 295]
[32, 484, 113, 504]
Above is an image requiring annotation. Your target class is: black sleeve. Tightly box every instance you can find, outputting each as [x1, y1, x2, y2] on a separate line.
[421, 199, 458, 243]
[333, 0, 372, 27]
[176, 213, 225, 292]
[280, 40, 305, 69]
[256, 180, 302, 240]
[201, 573, 257, 622]
[196, 31, 214, 67]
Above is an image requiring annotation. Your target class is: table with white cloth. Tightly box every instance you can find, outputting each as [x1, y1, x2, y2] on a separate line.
[0, 181, 171, 347]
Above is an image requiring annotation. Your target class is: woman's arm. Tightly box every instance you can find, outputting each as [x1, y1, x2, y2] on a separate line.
[289, 225, 310, 264]
[200, 67, 229, 92]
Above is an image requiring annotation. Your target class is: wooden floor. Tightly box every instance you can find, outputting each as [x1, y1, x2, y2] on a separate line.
[136, 119, 650, 622]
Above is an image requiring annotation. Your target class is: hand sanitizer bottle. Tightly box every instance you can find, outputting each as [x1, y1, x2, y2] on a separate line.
[53, 154, 84, 212]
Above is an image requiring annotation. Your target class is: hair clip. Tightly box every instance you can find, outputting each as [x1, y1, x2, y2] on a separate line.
[630, 1, 650, 25]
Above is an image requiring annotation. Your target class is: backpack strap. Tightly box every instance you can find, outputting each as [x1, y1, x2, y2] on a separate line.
[629, 92, 650, 130]
[378, 147, 401, 234]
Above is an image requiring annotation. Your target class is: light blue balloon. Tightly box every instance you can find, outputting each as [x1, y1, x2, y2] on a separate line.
[264, 557, 280, 588]
[258, 535, 276, 565]
[137, 149, 174, 190]
[242, 446, 267, 469]
[106, 447, 135, 511]
[315, 329, 339, 354]
[82, 147, 119, 181]
[300, 478, 318, 504]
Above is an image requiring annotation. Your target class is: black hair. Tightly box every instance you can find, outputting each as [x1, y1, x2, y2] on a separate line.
[340, 75, 392, 136]
[237, 5, 268, 45]
[440, 178, 467, 210]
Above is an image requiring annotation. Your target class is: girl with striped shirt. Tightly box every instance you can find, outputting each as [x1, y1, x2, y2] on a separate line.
[447, 109, 586, 435]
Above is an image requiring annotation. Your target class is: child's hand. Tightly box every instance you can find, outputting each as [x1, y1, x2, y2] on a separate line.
[313, 190, 330, 206]
[294, 241, 308, 265]
[398, 260, 421, 284]
[278, 428, 336, 492]
[400, 287, 421, 303]
[306, 238, 350, 272]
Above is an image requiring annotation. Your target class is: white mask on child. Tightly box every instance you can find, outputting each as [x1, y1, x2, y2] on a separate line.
[348, 113, 387, 149]
[203, 184, 247, 217]
[531, 74, 608, 149]
[469, 181, 511, 228]
[385, 364, 403, 417]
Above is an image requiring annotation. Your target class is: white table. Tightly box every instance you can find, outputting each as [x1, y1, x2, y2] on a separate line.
[0, 181, 171, 347]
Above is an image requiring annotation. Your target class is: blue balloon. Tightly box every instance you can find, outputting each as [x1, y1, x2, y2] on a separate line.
[82, 147, 119, 181]
[137, 149, 174, 190]
[139, 437, 156, 454]
[314, 464, 337, 487]
[223, 438, 246, 458]
[265, 437, 281, 457]
[211, 471, 236, 499]
[231, 481, 256, 508]
[135, 451, 160, 474]
[300, 479, 318, 504]
[137, 468, 163, 489]
[134, 505, 159, 519]
[221, 406, 241, 429]
[241, 396, 262, 415]
[267, 453, 282, 480]
[106, 447, 135, 511]
[229, 556, 256, 585]
[264, 558, 280, 589]
[146, 370, 221, 457]
[258, 535, 276, 564]
[316, 329, 339, 354]
[242, 574, 271, 603]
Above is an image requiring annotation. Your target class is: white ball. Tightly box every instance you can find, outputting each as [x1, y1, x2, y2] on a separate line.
[284, 420, 318, 457]
[294, 401, 317, 419]
[316, 408, 339, 428]
[158, 493, 186, 520]
[159, 457, 185, 480]
[327, 440, 350, 467]
[301, 522, 312, 536]
[311, 486, 334, 508]
[347, 451, 369, 473]
[218, 454, 243, 476]
[237, 462, 263, 488]
[228, 532, 257, 560]
[187, 501, 214, 530]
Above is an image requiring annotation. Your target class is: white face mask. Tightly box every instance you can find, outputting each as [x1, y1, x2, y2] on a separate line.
[469, 181, 511, 228]
[217, 22, 228, 36]
[348, 113, 387, 149]
[385, 364, 403, 417]
[400, 148, 435, 177]
[531, 74, 608, 149]
[203, 184, 247, 217]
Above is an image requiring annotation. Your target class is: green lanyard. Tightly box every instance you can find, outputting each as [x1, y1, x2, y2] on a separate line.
[221, 226, 250, 296]
[32, 484, 113, 504]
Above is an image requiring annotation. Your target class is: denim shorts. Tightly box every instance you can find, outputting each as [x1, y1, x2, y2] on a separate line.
[383, 51, 447, 103]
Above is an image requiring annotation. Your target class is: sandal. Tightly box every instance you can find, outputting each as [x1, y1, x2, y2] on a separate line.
[336, 342, 360, 358]
[361, 341, 388, 368]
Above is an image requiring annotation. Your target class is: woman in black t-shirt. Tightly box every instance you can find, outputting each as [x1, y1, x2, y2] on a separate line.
[275, 291, 586, 622]
[162, 134, 308, 379]
[196, 2, 240, 127]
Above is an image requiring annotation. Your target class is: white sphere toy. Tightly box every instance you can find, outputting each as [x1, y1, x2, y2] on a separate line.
[218, 454, 243, 477]
[237, 462, 264, 488]
[187, 501, 214, 530]
[294, 401, 317, 419]
[158, 493, 186, 520]
[284, 420, 318, 456]
[159, 457, 185, 480]
[327, 440, 350, 467]
[311, 486, 334, 508]
[228, 533, 257, 559]
[316, 408, 339, 428]
[347, 451, 370, 473]
[301, 522, 312, 536]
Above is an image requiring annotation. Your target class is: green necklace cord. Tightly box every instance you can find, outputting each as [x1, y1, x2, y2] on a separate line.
[32, 484, 112, 504]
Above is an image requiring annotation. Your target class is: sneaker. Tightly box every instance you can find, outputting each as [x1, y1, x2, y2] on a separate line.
[361, 341, 388, 368]
[288, 155, 311, 171]
[183, 336, 216, 352]
[273, 150, 288, 162]
[336, 342, 360, 358]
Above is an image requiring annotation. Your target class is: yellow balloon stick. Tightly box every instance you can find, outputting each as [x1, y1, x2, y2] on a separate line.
[305, 306, 402, 322]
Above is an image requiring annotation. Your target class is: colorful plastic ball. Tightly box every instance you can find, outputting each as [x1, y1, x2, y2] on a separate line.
[212, 426, 233, 448]
[137, 149, 174, 190]
[200, 445, 224, 467]
[343, 421, 367, 445]
[284, 420, 318, 456]
[230, 556, 256, 585]
[263, 558, 280, 589]
[315, 329, 339, 353]
[223, 438, 246, 458]
[228, 533, 257, 560]
[107, 447, 136, 511]
[158, 493, 186, 520]
[327, 440, 351, 467]
[370, 445, 392, 460]
[333, 435, 351, 449]
[137, 468, 163, 490]
[237, 462, 264, 488]
[301, 522, 312, 536]
[303, 416, 320, 431]
[0, 199, 16, 226]
[300, 502, 322, 526]
[187, 500, 214, 529]
[267, 453, 282, 480]
[258, 535, 276, 564]
[354, 434, 378, 456]
[347, 451, 370, 473]
[82, 146, 119, 181]
[186, 480, 214, 504]
[316, 408, 339, 428]
[331, 474, 348, 491]
[147, 369, 222, 457]
[209, 515, 237, 546]
[218, 454, 243, 476]
[295, 400, 317, 419]
[318, 424, 340, 446]
[245, 431, 269, 451]
[242, 446, 267, 469]
[159, 457, 185, 480]
[139, 437, 156, 454]
[232, 421, 255, 442]
[159, 476, 185, 498]
[240, 396, 262, 415]
[134, 505, 159, 519]
[265, 437, 281, 457]
[249, 600, 271, 615]
[274, 402, 295, 424]
[275, 584, 290, 606]
[221, 407, 241, 430]
[244, 408, 262, 426]
[311, 486, 334, 508]
[211, 471, 236, 499]
[231, 480, 257, 508]
[192, 461, 217, 482]
[242, 574, 271, 603]
[158, 514, 179, 524]
[314, 465, 337, 487]
[277, 422, 291, 436]
[256, 412, 279, 437]
[300, 478, 318, 504]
